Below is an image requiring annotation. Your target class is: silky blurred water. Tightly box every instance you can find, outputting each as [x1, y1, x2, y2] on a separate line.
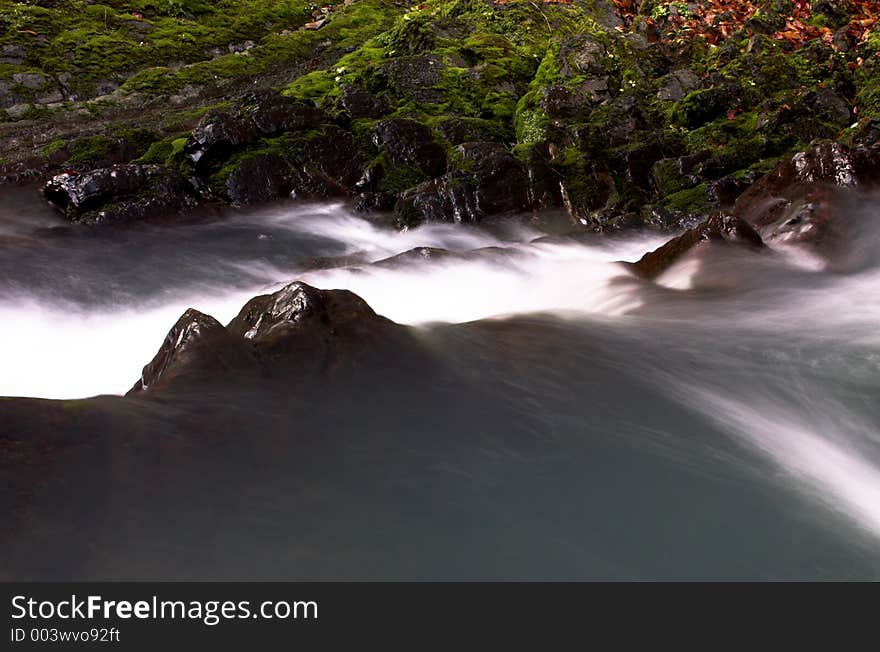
[2, 189, 880, 579]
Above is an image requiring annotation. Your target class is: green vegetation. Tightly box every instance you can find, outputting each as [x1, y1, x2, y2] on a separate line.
[3, 0, 877, 228]
[0, 0, 314, 98]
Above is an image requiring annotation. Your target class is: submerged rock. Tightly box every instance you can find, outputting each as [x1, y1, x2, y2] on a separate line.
[631, 213, 765, 280]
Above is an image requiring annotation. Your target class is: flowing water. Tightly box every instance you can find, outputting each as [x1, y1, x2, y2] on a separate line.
[2, 187, 880, 579]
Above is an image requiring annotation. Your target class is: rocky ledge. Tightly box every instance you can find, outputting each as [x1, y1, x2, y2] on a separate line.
[0, 1, 872, 233]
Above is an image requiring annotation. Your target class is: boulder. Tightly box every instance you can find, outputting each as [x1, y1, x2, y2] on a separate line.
[734, 139, 880, 250]
[631, 213, 765, 280]
[86, 173, 198, 224]
[396, 172, 478, 225]
[457, 142, 531, 215]
[242, 91, 324, 135]
[525, 142, 563, 209]
[225, 153, 291, 204]
[43, 165, 197, 223]
[395, 142, 534, 225]
[43, 165, 162, 217]
[372, 118, 447, 178]
[340, 85, 390, 119]
[131, 282, 406, 394]
[184, 110, 257, 168]
[301, 126, 364, 190]
[130, 309, 257, 394]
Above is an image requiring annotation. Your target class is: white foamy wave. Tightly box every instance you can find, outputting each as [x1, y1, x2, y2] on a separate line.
[293, 238, 660, 324]
[241, 201, 520, 257]
[0, 216, 665, 398]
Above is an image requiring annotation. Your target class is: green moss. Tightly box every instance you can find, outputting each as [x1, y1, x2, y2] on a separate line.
[661, 184, 710, 213]
[376, 160, 427, 193]
[40, 139, 67, 155]
[856, 64, 880, 118]
[68, 135, 117, 166]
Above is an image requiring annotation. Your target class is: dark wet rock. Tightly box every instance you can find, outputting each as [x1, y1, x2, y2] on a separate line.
[354, 191, 397, 213]
[372, 118, 447, 178]
[734, 140, 880, 249]
[542, 79, 609, 119]
[43, 165, 161, 217]
[708, 172, 763, 206]
[130, 309, 257, 395]
[225, 153, 291, 204]
[181, 89, 321, 171]
[525, 142, 563, 209]
[377, 55, 443, 103]
[340, 85, 389, 119]
[396, 173, 477, 225]
[637, 205, 705, 232]
[290, 127, 363, 198]
[241, 91, 324, 135]
[631, 213, 765, 280]
[457, 142, 531, 215]
[354, 161, 384, 192]
[88, 173, 199, 224]
[184, 111, 257, 169]
[396, 142, 533, 225]
[131, 282, 406, 394]
[228, 282, 405, 376]
[289, 167, 349, 199]
[43, 165, 198, 223]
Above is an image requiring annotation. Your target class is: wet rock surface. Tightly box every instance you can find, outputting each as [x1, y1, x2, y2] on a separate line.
[43, 165, 161, 216]
[372, 118, 447, 179]
[631, 213, 765, 280]
[7, 0, 880, 231]
[226, 153, 291, 205]
[734, 138, 880, 251]
[395, 142, 535, 225]
[43, 165, 197, 223]
[132, 309, 258, 394]
[131, 282, 408, 395]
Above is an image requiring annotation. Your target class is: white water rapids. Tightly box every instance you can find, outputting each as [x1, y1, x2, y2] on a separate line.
[2, 197, 880, 557]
